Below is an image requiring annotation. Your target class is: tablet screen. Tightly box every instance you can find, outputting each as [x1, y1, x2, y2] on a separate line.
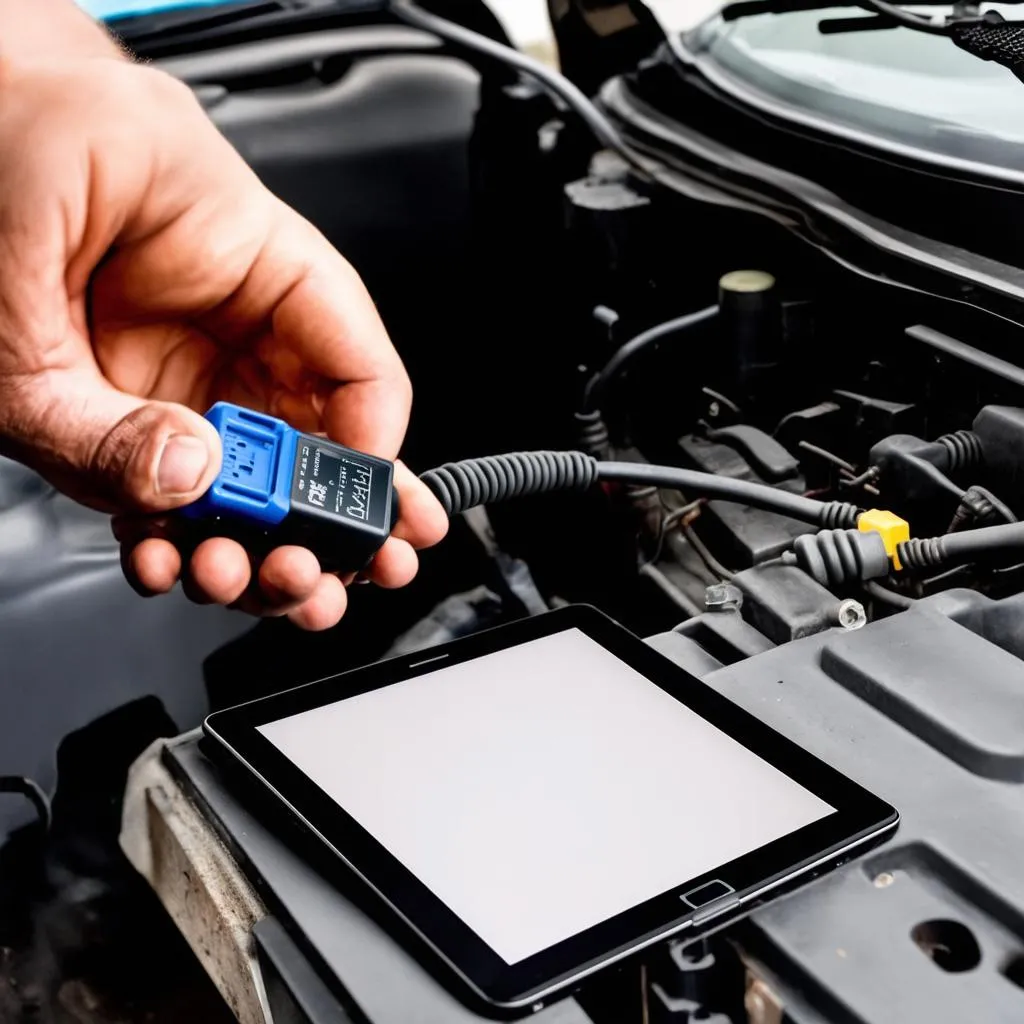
[258, 627, 834, 966]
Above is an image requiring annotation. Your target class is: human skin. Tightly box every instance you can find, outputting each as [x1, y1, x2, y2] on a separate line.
[0, 0, 448, 630]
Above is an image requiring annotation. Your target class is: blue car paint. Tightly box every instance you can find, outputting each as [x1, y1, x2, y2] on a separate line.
[76, 0, 240, 21]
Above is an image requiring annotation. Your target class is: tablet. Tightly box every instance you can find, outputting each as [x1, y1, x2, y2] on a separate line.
[204, 605, 897, 1013]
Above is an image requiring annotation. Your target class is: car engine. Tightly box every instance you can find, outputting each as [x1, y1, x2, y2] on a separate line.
[4, 1, 1024, 1022]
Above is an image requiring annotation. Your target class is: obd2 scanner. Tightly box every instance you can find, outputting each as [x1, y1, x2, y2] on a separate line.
[183, 403, 398, 573]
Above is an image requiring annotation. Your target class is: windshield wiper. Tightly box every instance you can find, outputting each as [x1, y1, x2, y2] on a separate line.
[719, 0, 1024, 79]
[723, 0, 1009, 29]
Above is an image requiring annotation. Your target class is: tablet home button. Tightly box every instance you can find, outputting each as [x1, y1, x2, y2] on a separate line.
[680, 879, 734, 909]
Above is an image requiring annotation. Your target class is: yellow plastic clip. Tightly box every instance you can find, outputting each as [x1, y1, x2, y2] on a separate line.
[857, 509, 910, 571]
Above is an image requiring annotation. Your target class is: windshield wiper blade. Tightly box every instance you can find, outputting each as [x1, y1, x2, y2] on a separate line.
[719, 0, 1024, 82]
[816, 12, 900, 31]
[722, 0, 916, 21]
[723, 0, 1022, 23]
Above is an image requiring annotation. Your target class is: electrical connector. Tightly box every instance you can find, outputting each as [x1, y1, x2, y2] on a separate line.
[858, 509, 911, 571]
[792, 529, 890, 588]
[790, 509, 909, 587]
[868, 434, 964, 508]
[183, 403, 398, 573]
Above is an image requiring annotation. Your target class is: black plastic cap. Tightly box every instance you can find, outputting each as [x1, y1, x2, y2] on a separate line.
[974, 406, 1024, 501]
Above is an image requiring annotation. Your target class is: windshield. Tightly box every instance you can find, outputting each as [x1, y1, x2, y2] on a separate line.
[76, 0, 247, 20]
[688, 5, 1024, 180]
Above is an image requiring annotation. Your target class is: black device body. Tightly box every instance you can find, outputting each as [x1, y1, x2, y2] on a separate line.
[182, 403, 400, 574]
[278, 434, 400, 573]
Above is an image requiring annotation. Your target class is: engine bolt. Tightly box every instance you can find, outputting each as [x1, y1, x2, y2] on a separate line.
[706, 583, 743, 612]
[837, 599, 867, 631]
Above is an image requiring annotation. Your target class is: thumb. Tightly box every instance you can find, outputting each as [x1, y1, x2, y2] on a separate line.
[14, 376, 222, 514]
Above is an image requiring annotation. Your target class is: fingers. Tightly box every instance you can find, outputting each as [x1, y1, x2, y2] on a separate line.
[266, 236, 412, 460]
[127, 537, 181, 596]
[227, 209, 413, 460]
[392, 461, 449, 549]
[287, 574, 348, 632]
[258, 546, 322, 607]
[186, 538, 252, 606]
[365, 538, 420, 589]
[320, 377, 411, 462]
[358, 461, 447, 588]
[118, 524, 350, 631]
[184, 540, 323, 616]
[113, 435, 448, 624]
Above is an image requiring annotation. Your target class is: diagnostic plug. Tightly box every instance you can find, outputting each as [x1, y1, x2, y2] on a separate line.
[182, 403, 398, 573]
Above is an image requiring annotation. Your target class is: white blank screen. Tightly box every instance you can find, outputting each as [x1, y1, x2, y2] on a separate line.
[259, 628, 832, 965]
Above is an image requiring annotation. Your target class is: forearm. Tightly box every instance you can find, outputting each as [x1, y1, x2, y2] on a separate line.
[0, 0, 126, 61]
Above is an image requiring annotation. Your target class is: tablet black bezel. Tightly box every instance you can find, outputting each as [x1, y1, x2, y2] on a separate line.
[204, 604, 897, 1009]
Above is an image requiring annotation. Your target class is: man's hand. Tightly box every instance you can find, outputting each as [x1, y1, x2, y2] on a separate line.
[0, 43, 447, 629]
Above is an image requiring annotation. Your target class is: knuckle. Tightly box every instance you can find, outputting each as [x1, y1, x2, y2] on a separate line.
[90, 404, 177, 507]
[133, 63, 199, 109]
[388, 365, 414, 410]
[90, 410, 148, 499]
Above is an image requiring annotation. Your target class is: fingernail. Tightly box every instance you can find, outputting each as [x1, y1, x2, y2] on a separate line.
[157, 435, 209, 496]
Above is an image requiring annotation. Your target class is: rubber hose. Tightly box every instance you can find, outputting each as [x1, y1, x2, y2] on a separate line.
[597, 463, 859, 528]
[965, 485, 1017, 525]
[864, 580, 917, 610]
[581, 306, 719, 415]
[899, 521, 1024, 571]
[937, 430, 983, 473]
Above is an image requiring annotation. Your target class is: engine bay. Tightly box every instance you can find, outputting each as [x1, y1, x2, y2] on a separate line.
[4, 2, 1024, 1021]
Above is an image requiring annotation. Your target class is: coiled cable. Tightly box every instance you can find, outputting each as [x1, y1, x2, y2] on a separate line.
[420, 451, 861, 528]
[422, 452, 600, 517]
[574, 410, 611, 461]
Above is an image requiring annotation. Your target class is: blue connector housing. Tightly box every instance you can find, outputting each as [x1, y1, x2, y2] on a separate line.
[181, 402, 398, 573]
[184, 402, 297, 526]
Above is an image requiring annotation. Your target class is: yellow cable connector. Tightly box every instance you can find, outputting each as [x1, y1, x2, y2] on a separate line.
[858, 509, 910, 570]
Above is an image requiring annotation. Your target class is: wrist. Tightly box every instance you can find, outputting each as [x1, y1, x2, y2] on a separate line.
[0, 0, 127, 63]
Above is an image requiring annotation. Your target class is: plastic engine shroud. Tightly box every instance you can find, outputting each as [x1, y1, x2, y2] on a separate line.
[163, 588, 1024, 1024]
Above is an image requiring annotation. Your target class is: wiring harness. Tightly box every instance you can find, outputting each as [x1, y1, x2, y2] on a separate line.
[421, 451, 860, 528]
[580, 306, 719, 416]
[420, 451, 1024, 601]
[792, 515, 1024, 585]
